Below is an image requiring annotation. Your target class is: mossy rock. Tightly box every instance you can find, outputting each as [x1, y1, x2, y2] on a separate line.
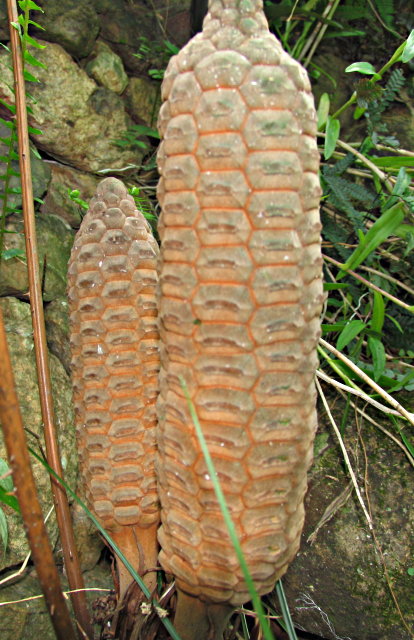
[0, 213, 74, 301]
[0, 297, 77, 568]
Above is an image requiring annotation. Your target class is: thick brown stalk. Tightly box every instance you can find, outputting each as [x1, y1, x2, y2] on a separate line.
[173, 589, 233, 640]
[0, 307, 77, 640]
[6, 1, 92, 637]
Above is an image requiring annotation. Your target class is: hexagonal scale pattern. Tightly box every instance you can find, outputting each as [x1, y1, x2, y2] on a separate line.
[68, 178, 160, 536]
[156, 0, 323, 606]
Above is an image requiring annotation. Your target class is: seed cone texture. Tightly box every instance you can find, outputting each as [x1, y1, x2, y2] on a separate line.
[68, 177, 160, 541]
[156, 0, 324, 606]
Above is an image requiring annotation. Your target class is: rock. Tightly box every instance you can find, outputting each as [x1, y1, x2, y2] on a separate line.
[44, 297, 71, 375]
[72, 501, 105, 571]
[0, 0, 8, 40]
[123, 76, 160, 126]
[40, 161, 99, 228]
[85, 40, 129, 95]
[30, 0, 100, 59]
[161, 0, 193, 45]
[0, 50, 14, 119]
[0, 297, 78, 569]
[0, 213, 74, 301]
[0, 557, 113, 639]
[97, 2, 159, 75]
[0, 121, 51, 214]
[0, 43, 144, 173]
[274, 402, 414, 640]
[91, 0, 115, 11]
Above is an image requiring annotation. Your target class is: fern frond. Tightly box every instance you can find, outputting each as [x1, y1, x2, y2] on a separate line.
[373, 0, 394, 28]
[322, 174, 366, 230]
[321, 212, 353, 261]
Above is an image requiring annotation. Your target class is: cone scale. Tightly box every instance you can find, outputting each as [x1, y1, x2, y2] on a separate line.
[156, 0, 323, 634]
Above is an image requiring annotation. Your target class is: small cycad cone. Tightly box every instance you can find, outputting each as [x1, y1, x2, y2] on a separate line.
[68, 177, 160, 598]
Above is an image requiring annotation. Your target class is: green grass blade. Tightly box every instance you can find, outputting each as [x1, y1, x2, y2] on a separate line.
[0, 507, 8, 553]
[275, 580, 298, 640]
[180, 377, 275, 640]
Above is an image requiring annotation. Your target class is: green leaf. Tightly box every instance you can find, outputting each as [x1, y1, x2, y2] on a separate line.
[23, 50, 46, 69]
[345, 61, 377, 75]
[367, 155, 414, 169]
[370, 291, 385, 334]
[323, 282, 349, 291]
[0, 99, 16, 115]
[28, 125, 42, 135]
[2, 248, 25, 261]
[368, 336, 386, 381]
[323, 29, 366, 38]
[23, 69, 39, 83]
[392, 167, 411, 196]
[18, 0, 44, 11]
[0, 460, 20, 513]
[0, 508, 8, 552]
[317, 92, 330, 129]
[163, 40, 180, 55]
[10, 21, 21, 34]
[353, 106, 366, 120]
[402, 30, 414, 63]
[338, 201, 405, 277]
[324, 116, 340, 160]
[0, 459, 13, 493]
[394, 224, 414, 240]
[337, 319, 366, 351]
[22, 34, 46, 49]
[408, 568, 414, 577]
[0, 485, 20, 512]
[26, 19, 45, 30]
[130, 124, 160, 139]
[0, 119, 15, 129]
[321, 323, 347, 333]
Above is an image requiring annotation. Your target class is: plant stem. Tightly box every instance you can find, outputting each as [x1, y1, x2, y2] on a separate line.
[7, 1, 93, 637]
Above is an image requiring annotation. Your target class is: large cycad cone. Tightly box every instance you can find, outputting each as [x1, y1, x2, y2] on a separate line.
[156, 0, 324, 608]
[67, 177, 160, 597]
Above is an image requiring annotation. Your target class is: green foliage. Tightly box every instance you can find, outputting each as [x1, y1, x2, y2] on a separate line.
[67, 189, 88, 212]
[313, 23, 414, 400]
[0, 458, 20, 554]
[363, 68, 406, 145]
[128, 185, 157, 225]
[112, 124, 159, 151]
[68, 185, 157, 227]
[133, 37, 179, 81]
[0, 0, 44, 262]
